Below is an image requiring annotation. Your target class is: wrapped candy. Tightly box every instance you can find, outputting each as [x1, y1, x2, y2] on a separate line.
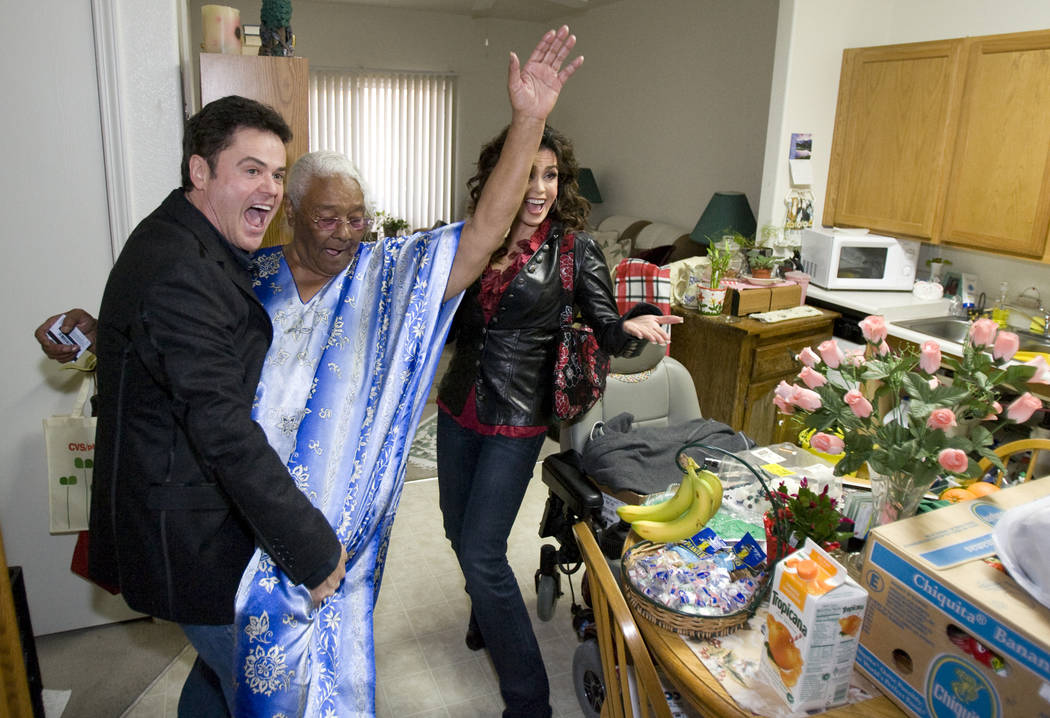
[626, 540, 764, 616]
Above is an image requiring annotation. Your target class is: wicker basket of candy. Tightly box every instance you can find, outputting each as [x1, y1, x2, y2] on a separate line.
[618, 442, 791, 639]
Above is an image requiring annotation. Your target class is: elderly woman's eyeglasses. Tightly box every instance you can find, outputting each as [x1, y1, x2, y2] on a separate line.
[311, 215, 373, 232]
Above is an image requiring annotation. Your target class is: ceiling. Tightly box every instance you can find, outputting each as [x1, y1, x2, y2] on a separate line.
[311, 0, 624, 23]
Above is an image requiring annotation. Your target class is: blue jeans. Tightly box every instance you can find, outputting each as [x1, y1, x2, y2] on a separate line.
[436, 411, 551, 718]
[179, 622, 236, 717]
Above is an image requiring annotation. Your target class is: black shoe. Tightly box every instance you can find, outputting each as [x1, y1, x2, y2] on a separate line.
[465, 625, 486, 651]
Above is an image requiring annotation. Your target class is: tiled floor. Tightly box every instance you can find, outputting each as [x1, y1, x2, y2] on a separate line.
[123, 471, 588, 718]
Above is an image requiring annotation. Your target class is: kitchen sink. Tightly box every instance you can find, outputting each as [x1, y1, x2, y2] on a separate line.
[893, 317, 973, 344]
[894, 316, 1050, 353]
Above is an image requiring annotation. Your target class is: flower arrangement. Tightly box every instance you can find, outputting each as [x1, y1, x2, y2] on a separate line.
[763, 479, 854, 561]
[773, 315, 1049, 522]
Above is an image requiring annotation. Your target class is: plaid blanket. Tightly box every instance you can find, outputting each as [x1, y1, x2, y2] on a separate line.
[613, 258, 671, 314]
[612, 258, 672, 352]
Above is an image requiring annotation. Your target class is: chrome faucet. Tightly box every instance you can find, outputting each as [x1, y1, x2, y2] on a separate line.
[1004, 286, 1050, 337]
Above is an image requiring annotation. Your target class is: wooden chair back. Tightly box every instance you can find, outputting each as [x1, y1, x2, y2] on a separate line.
[573, 521, 673, 718]
[977, 438, 1050, 485]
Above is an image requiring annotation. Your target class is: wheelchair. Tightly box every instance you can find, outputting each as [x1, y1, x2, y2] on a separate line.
[534, 340, 707, 716]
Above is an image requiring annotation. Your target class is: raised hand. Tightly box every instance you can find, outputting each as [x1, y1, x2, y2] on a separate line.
[508, 25, 584, 121]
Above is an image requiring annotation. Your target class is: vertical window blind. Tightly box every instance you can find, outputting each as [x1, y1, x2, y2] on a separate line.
[310, 69, 457, 230]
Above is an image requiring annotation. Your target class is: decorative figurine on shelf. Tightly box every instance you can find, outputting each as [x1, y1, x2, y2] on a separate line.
[259, 0, 294, 56]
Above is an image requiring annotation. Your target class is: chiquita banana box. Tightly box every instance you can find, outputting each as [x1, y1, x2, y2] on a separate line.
[760, 538, 868, 712]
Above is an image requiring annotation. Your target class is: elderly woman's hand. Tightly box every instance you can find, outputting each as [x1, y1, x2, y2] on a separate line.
[507, 25, 584, 121]
[622, 314, 683, 346]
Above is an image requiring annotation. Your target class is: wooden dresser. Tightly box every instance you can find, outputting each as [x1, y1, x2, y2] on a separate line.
[669, 307, 837, 445]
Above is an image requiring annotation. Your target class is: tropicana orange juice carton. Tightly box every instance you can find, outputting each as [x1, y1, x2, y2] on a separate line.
[760, 538, 868, 712]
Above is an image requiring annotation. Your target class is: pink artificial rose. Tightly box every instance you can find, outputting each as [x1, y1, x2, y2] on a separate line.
[927, 407, 957, 431]
[969, 318, 998, 347]
[859, 315, 888, 344]
[774, 395, 795, 415]
[817, 339, 845, 369]
[877, 341, 890, 356]
[774, 380, 795, 401]
[1006, 392, 1043, 423]
[798, 366, 827, 389]
[792, 386, 823, 412]
[798, 346, 821, 368]
[928, 378, 940, 390]
[1024, 355, 1050, 385]
[843, 388, 873, 418]
[919, 340, 942, 375]
[992, 331, 1019, 361]
[937, 448, 969, 474]
[810, 432, 845, 455]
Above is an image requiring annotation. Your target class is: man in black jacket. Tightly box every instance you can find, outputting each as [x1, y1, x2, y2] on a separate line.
[90, 96, 346, 714]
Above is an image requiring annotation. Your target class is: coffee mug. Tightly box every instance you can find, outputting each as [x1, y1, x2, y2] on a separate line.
[681, 274, 705, 307]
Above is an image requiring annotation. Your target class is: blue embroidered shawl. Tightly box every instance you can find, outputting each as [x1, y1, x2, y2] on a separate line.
[233, 224, 462, 716]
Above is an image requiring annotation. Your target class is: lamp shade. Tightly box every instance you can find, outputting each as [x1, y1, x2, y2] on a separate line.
[577, 167, 603, 204]
[690, 191, 756, 246]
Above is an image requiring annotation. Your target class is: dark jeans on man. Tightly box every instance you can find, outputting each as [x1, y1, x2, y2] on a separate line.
[178, 622, 237, 717]
[436, 411, 551, 718]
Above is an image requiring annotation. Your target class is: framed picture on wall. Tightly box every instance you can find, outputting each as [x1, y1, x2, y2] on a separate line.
[942, 271, 962, 298]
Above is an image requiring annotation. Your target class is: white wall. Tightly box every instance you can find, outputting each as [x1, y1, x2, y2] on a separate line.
[763, 0, 1050, 304]
[2, 0, 183, 635]
[541, 0, 779, 230]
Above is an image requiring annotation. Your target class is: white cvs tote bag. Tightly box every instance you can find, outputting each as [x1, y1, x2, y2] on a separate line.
[43, 374, 96, 533]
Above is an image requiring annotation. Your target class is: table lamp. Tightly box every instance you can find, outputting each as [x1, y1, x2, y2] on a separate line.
[690, 191, 756, 248]
[577, 168, 603, 204]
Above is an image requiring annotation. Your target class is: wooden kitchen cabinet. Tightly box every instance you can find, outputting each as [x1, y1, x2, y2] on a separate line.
[668, 308, 837, 446]
[824, 39, 965, 239]
[940, 31, 1050, 260]
[824, 29, 1050, 262]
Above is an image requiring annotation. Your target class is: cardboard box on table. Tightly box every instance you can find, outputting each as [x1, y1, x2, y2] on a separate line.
[722, 283, 802, 316]
[857, 477, 1050, 718]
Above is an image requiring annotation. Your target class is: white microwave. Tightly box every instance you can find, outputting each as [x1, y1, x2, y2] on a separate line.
[800, 228, 920, 291]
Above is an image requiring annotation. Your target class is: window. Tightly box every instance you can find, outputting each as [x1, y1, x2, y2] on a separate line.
[310, 69, 456, 230]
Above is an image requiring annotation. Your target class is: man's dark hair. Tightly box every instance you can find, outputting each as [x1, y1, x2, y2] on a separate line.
[181, 95, 293, 191]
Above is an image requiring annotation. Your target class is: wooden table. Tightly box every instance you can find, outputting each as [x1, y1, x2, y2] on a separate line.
[631, 610, 906, 717]
[623, 528, 904, 717]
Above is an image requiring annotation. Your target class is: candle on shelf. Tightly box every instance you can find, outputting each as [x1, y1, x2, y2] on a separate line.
[201, 5, 242, 55]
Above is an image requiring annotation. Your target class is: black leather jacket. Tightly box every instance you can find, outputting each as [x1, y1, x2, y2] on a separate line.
[439, 222, 659, 426]
[91, 190, 340, 624]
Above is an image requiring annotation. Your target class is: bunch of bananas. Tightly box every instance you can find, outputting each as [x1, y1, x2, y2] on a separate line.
[616, 457, 723, 542]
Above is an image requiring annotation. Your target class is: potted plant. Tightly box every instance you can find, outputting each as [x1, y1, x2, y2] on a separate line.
[925, 256, 952, 283]
[382, 214, 410, 238]
[763, 479, 855, 566]
[698, 244, 732, 315]
[747, 250, 781, 278]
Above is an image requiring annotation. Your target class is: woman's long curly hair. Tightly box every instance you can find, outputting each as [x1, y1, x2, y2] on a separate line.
[467, 124, 590, 232]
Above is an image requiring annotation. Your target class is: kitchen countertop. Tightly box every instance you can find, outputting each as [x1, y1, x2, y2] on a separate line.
[806, 285, 964, 354]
